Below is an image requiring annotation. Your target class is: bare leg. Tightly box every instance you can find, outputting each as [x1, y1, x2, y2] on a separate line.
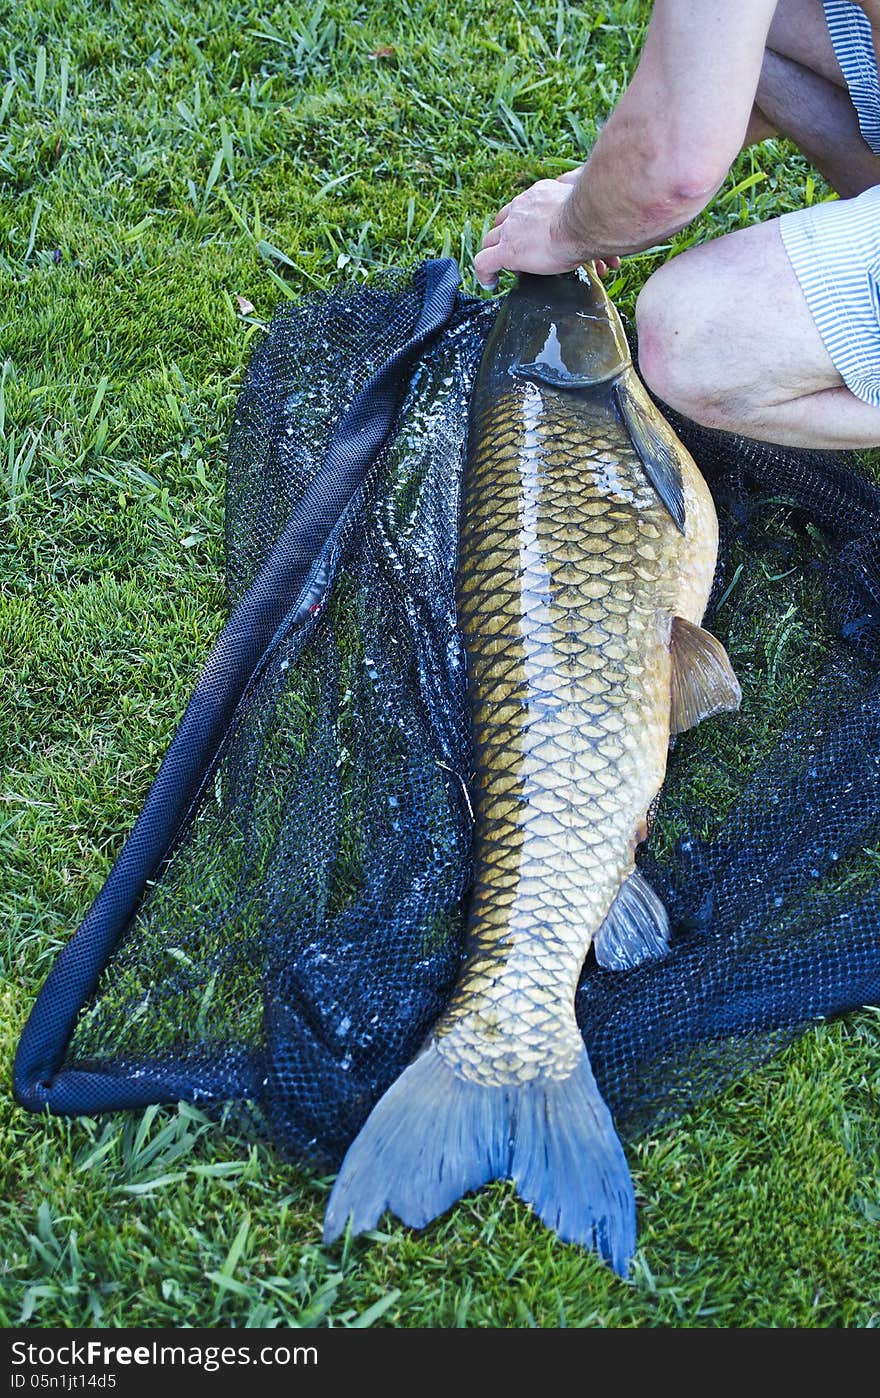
[744, 0, 880, 194]
[635, 0, 880, 446]
[636, 218, 880, 448]
[753, 49, 880, 193]
[766, 0, 850, 84]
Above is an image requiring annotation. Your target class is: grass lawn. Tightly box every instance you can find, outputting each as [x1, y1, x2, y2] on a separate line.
[1, 0, 879, 1328]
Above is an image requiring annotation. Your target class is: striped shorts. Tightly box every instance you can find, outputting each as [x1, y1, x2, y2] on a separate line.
[778, 1, 880, 407]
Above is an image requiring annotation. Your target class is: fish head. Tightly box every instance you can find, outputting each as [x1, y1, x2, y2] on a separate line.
[495, 265, 632, 391]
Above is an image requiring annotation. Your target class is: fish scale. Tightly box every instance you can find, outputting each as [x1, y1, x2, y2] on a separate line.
[439, 381, 686, 1084]
[324, 267, 740, 1271]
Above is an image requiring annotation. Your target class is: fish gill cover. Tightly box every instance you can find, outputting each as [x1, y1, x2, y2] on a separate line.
[13, 259, 880, 1175]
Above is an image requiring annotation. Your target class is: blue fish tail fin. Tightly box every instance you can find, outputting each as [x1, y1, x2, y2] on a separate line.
[322, 1040, 636, 1274]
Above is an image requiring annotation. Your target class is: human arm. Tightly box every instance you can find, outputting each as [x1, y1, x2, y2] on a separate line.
[473, 0, 779, 287]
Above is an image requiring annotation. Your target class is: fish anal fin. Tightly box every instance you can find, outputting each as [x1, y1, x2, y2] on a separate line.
[593, 869, 670, 971]
[323, 1041, 636, 1275]
[670, 615, 742, 735]
[614, 377, 686, 533]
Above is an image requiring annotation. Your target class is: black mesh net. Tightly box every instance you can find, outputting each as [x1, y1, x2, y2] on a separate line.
[14, 260, 880, 1170]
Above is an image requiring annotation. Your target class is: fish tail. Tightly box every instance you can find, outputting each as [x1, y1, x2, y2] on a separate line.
[322, 1040, 636, 1274]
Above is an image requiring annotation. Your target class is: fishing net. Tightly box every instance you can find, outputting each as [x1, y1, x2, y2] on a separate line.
[14, 259, 880, 1167]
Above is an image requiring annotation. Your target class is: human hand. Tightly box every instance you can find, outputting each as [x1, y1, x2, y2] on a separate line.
[554, 167, 620, 280]
[473, 169, 621, 289]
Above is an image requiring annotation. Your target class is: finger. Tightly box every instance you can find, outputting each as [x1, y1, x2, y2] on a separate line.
[480, 225, 503, 251]
[555, 167, 583, 185]
[492, 201, 514, 227]
[473, 244, 506, 287]
[473, 244, 503, 283]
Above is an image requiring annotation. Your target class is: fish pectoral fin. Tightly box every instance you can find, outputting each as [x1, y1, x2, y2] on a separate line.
[614, 377, 686, 533]
[669, 615, 742, 735]
[593, 869, 670, 971]
[323, 1040, 636, 1275]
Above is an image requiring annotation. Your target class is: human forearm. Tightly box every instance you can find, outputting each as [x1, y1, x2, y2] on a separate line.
[472, 137, 720, 290]
[557, 104, 726, 262]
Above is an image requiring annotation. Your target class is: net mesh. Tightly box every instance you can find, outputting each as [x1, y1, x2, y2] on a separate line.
[14, 261, 880, 1167]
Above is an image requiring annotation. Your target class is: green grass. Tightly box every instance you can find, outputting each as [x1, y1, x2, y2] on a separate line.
[1, 0, 879, 1329]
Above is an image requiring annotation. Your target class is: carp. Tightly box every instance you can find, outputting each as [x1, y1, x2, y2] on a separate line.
[323, 265, 740, 1273]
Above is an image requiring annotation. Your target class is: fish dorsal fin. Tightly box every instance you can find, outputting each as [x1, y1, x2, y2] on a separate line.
[593, 869, 670, 971]
[670, 616, 742, 735]
[614, 378, 686, 533]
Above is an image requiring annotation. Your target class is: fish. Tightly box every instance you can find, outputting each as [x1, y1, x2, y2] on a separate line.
[323, 264, 741, 1272]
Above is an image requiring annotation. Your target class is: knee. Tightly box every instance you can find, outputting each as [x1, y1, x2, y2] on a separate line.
[634, 259, 728, 428]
